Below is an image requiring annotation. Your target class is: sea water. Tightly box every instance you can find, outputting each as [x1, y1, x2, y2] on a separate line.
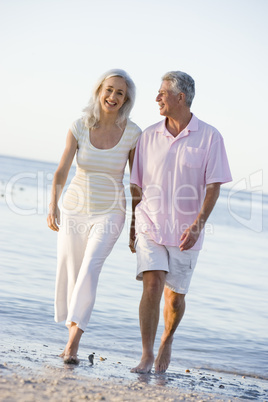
[0, 154, 267, 400]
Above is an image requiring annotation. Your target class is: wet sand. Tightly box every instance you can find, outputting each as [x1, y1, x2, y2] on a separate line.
[2, 351, 264, 402]
[0, 325, 267, 402]
[0, 365, 236, 402]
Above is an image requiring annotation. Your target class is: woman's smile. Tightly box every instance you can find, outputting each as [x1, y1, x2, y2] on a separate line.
[99, 76, 127, 114]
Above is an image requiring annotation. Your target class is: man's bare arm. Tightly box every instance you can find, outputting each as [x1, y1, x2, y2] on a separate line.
[179, 182, 221, 251]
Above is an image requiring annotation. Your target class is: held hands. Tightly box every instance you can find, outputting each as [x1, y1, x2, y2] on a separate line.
[47, 204, 61, 232]
[179, 224, 200, 251]
[129, 224, 136, 253]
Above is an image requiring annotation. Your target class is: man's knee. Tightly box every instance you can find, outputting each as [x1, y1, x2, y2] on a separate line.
[166, 290, 185, 311]
[143, 270, 166, 298]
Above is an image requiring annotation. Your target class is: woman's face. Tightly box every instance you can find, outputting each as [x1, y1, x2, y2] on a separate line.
[99, 76, 127, 116]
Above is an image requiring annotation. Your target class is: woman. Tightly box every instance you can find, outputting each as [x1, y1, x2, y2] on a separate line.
[47, 69, 141, 364]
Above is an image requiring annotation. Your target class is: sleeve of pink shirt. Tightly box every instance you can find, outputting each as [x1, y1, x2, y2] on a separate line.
[130, 135, 143, 188]
[205, 135, 232, 185]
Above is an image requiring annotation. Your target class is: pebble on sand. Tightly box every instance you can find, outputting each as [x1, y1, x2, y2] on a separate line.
[88, 353, 95, 365]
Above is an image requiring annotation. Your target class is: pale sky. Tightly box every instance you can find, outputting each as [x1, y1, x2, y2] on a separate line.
[1, 0, 267, 193]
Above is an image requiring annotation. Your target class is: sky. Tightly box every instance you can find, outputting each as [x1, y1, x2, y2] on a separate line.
[1, 0, 268, 193]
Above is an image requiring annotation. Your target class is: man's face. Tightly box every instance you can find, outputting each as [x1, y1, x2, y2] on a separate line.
[155, 80, 179, 117]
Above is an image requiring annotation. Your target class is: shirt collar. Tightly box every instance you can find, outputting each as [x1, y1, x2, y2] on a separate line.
[187, 113, 198, 132]
[157, 114, 199, 138]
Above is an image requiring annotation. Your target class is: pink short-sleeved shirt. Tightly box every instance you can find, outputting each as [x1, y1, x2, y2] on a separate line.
[130, 114, 232, 250]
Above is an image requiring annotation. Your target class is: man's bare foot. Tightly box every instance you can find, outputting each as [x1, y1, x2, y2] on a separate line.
[130, 354, 154, 374]
[154, 341, 172, 373]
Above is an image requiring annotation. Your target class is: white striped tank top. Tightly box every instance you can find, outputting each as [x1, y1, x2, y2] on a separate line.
[62, 118, 142, 215]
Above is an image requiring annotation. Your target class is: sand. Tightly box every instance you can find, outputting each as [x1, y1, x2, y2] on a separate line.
[0, 372, 232, 401]
[0, 361, 248, 402]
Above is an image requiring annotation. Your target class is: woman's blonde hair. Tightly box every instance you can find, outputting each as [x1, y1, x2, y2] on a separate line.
[82, 69, 136, 129]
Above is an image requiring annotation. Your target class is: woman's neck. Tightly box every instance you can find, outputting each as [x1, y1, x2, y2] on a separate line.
[99, 110, 119, 128]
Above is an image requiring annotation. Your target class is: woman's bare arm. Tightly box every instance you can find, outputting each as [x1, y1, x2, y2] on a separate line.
[47, 130, 77, 231]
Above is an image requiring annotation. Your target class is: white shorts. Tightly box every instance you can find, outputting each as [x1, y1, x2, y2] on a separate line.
[135, 232, 199, 294]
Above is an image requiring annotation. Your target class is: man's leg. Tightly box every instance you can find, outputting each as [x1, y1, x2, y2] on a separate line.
[154, 287, 185, 373]
[131, 270, 166, 373]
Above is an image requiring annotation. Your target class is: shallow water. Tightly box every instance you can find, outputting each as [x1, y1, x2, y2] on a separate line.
[0, 155, 268, 400]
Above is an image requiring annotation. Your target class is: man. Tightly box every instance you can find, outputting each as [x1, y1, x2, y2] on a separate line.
[129, 71, 232, 374]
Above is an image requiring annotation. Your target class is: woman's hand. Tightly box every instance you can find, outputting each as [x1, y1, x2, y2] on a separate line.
[47, 204, 61, 232]
[46, 129, 77, 232]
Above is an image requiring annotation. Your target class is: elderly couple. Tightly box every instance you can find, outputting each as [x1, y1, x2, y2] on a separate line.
[47, 69, 232, 373]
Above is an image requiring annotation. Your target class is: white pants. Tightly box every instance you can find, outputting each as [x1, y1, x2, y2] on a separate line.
[54, 211, 125, 331]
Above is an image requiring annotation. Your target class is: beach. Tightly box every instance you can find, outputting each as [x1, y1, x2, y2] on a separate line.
[0, 368, 240, 401]
[0, 354, 262, 401]
[0, 155, 267, 401]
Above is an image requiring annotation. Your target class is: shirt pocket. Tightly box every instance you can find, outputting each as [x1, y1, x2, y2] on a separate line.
[181, 146, 206, 168]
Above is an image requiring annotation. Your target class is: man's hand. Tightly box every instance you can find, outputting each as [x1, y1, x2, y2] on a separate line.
[179, 224, 200, 251]
[179, 183, 221, 251]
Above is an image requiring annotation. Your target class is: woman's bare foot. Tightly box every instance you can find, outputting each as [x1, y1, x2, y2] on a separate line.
[59, 349, 65, 358]
[61, 322, 83, 365]
[63, 341, 80, 364]
[63, 355, 80, 365]
[130, 353, 154, 374]
[154, 341, 172, 373]
[62, 342, 79, 365]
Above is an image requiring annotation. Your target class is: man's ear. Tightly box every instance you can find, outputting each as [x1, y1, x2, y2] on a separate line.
[178, 92, 185, 104]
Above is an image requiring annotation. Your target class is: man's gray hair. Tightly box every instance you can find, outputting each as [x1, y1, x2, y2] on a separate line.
[162, 71, 195, 107]
[82, 69, 136, 129]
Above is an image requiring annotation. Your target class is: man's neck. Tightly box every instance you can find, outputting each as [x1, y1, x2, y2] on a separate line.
[166, 111, 192, 137]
